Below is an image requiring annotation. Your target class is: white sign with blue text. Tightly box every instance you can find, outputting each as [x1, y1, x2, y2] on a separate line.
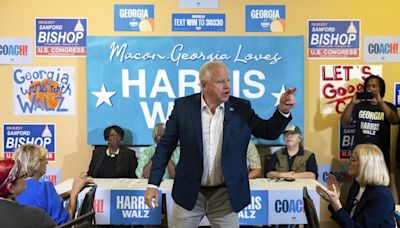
[268, 189, 320, 224]
[364, 36, 400, 62]
[0, 37, 32, 64]
[86, 36, 304, 145]
[13, 66, 75, 115]
[110, 190, 162, 225]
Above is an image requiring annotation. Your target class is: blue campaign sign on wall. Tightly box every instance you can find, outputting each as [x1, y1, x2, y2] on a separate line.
[239, 190, 268, 225]
[246, 5, 285, 32]
[3, 123, 56, 161]
[35, 18, 87, 57]
[172, 14, 225, 31]
[114, 5, 154, 32]
[308, 20, 360, 59]
[87, 36, 304, 145]
[339, 121, 356, 159]
[110, 190, 162, 225]
[395, 82, 400, 108]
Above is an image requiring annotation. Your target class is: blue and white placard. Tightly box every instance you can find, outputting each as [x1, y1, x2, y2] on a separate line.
[0, 37, 32, 64]
[3, 123, 56, 161]
[239, 190, 268, 225]
[114, 5, 154, 32]
[172, 14, 225, 32]
[110, 190, 162, 225]
[364, 36, 400, 62]
[395, 82, 400, 108]
[268, 189, 320, 224]
[35, 18, 87, 57]
[246, 5, 285, 32]
[308, 20, 360, 59]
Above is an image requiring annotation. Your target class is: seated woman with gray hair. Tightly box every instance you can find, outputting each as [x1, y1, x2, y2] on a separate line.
[316, 144, 395, 227]
[136, 123, 180, 179]
[15, 144, 92, 225]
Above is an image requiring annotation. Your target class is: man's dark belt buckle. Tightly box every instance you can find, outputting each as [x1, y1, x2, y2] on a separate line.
[200, 183, 226, 191]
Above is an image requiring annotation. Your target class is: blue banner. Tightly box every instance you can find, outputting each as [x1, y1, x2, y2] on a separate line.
[110, 190, 162, 225]
[172, 14, 225, 31]
[246, 5, 285, 32]
[3, 124, 56, 161]
[87, 36, 304, 145]
[239, 190, 268, 225]
[114, 5, 154, 32]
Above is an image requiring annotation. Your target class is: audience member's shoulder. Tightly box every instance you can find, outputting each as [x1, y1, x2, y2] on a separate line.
[384, 101, 397, 109]
[303, 149, 316, 155]
[93, 145, 107, 152]
[120, 146, 136, 153]
[22, 205, 56, 226]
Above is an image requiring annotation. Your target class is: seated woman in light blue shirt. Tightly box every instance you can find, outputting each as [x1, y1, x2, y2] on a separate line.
[136, 123, 180, 179]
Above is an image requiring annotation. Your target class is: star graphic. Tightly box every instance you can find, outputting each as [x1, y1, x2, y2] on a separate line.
[91, 84, 116, 108]
[271, 85, 286, 107]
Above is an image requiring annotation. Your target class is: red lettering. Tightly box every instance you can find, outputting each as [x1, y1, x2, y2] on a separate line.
[335, 99, 346, 113]
[5, 153, 13, 159]
[48, 175, 57, 185]
[342, 66, 353, 81]
[94, 199, 104, 213]
[361, 66, 372, 75]
[322, 83, 336, 99]
[333, 66, 343, 80]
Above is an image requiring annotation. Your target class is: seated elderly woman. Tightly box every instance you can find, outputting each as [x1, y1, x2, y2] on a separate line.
[265, 125, 318, 179]
[88, 125, 138, 178]
[0, 158, 56, 228]
[15, 144, 92, 225]
[316, 144, 395, 227]
[136, 123, 180, 179]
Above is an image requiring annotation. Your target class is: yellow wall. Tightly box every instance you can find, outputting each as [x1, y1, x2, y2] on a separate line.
[1, 0, 399, 226]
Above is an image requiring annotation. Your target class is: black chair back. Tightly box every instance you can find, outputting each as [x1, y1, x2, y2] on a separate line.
[55, 211, 95, 228]
[78, 184, 97, 217]
[303, 186, 320, 228]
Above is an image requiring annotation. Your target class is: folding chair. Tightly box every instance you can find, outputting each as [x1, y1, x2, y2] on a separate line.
[303, 186, 320, 228]
[55, 211, 95, 228]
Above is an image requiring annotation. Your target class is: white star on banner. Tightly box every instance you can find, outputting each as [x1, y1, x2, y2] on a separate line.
[91, 84, 116, 108]
[271, 85, 286, 107]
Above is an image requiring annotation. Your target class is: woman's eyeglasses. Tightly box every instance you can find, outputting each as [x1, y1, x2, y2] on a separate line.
[18, 172, 28, 179]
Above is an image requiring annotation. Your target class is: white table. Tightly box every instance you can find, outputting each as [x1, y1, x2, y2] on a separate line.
[56, 178, 320, 225]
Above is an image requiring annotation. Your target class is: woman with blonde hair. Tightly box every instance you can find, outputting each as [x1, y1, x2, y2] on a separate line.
[0, 158, 56, 228]
[14, 144, 92, 225]
[316, 144, 394, 227]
